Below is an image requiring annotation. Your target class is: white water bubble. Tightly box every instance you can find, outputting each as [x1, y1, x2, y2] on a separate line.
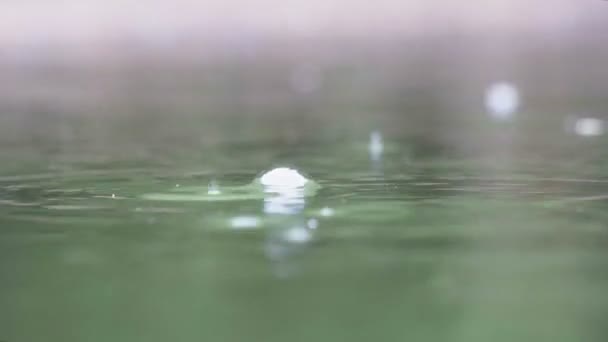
[260, 167, 309, 189]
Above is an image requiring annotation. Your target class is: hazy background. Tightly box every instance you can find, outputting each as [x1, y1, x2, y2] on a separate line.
[1, 0, 608, 168]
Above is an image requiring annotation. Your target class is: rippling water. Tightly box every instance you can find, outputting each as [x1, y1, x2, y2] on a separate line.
[2, 42, 608, 339]
[2, 126, 608, 342]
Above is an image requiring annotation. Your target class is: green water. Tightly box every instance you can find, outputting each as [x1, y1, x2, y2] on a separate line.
[2, 46, 608, 341]
[2, 125, 608, 342]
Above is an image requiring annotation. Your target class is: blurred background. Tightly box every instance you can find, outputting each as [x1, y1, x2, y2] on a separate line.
[3, 2, 608, 342]
[1, 0, 608, 162]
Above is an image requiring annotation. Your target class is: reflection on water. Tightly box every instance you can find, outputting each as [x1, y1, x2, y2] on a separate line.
[261, 167, 315, 277]
[1, 151, 608, 341]
[2, 55, 608, 340]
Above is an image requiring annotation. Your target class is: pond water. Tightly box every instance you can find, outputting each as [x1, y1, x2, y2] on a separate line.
[1, 52, 608, 342]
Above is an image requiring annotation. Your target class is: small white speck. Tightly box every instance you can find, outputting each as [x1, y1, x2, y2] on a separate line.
[320, 207, 335, 217]
[307, 218, 319, 229]
[175, 184, 180, 188]
[111, 194, 116, 199]
[283, 226, 311, 244]
[229, 216, 261, 230]
[208, 180, 221, 195]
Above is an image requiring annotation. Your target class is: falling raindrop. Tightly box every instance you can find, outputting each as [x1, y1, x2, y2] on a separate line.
[485, 82, 520, 121]
[369, 131, 384, 161]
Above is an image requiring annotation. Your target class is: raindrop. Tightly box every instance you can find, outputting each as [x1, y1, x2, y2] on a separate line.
[485, 82, 520, 120]
[369, 131, 384, 160]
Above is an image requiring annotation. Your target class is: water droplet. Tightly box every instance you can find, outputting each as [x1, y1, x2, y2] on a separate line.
[369, 131, 384, 160]
[485, 82, 520, 120]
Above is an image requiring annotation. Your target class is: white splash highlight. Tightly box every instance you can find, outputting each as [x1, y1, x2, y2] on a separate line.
[260, 167, 309, 189]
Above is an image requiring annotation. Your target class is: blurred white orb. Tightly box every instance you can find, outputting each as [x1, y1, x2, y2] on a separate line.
[484, 82, 520, 120]
[574, 117, 604, 137]
[260, 167, 309, 189]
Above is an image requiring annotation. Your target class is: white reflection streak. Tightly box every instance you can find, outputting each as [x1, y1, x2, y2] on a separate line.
[261, 167, 315, 277]
[229, 216, 260, 230]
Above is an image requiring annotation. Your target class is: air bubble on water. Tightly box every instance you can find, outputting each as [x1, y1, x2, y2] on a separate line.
[260, 167, 309, 189]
